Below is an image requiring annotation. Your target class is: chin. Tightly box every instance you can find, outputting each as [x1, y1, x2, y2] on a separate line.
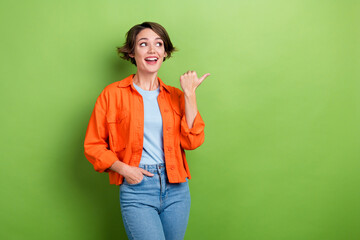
[140, 66, 162, 74]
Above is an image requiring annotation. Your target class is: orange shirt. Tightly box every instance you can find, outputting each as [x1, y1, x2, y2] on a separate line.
[84, 74, 205, 185]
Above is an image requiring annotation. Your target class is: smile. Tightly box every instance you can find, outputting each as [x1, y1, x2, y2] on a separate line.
[145, 57, 158, 65]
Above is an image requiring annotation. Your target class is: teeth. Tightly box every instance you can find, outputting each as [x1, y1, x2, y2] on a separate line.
[145, 58, 158, 61]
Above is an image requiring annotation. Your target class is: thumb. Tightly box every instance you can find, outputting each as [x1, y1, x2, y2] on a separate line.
[140, 169, 154, 177]
[199, 73, 210, 85]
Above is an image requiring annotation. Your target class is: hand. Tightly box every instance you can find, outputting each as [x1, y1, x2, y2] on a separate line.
[180, 71, 210, 96]
[122, 165, 154, 184]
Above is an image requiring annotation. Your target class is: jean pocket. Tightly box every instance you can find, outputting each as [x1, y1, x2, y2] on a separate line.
[124, 175, 146, 186]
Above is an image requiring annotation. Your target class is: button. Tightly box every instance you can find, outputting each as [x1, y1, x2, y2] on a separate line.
[167, 147, 172, 151]
[167, 127, 171, 131]
[170, 167, 175, 170]
[164, 109, 169, 112]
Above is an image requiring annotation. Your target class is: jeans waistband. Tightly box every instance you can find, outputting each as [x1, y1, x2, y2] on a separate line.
[138, 163, 166, 174]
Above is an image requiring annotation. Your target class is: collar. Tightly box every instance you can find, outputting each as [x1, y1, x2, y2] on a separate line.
[117, 74, 171, 92]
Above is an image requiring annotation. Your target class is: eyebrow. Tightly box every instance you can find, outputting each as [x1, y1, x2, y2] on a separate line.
[137, 37, 163, 43]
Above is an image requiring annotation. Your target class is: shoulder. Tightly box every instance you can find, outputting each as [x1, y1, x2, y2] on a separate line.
[166, 85, 184, 98]
[103, 81, 119, 92]
[165, 85, 185, 114]
[96, 82, 119, 103]
[100, 75, 133, 96]
[166, 85, 184, 107]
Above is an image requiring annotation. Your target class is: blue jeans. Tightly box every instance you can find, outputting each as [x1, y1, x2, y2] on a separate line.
[119, 163, 191, 240]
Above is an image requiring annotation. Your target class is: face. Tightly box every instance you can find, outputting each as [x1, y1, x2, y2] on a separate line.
[129, 28, 167, 74]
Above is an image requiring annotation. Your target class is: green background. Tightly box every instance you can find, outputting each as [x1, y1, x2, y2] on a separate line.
[1, 0, 359, 239]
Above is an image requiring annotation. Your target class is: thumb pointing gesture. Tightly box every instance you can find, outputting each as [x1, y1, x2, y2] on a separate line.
[198, 73, 210, 87]
[180, 71, 210, 95]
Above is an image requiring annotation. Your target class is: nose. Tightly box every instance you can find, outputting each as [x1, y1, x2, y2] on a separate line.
[148, 44, 155, 53]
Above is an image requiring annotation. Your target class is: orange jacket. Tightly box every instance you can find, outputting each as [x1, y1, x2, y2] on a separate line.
[84, 74, 205, 185]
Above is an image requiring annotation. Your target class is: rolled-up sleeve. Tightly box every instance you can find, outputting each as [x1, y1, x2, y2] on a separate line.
[180, 110, 205, 150]
[84, 92, 119, 173]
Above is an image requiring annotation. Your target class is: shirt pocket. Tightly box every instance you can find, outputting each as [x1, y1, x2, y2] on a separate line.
[170, 100, 182, 148]
[106, 111, 129, 152]
[170, 99, 182, 118]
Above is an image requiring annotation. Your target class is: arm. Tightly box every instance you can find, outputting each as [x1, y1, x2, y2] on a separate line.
[179, 71, 210, 150]
[184, 92, 198, 129]
[84, 89, 153, 183]
[83, 92, 119, 173]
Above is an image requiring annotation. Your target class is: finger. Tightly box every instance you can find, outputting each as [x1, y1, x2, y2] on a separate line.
[140, 169, 154, 177]
[199, 73, 210, 84]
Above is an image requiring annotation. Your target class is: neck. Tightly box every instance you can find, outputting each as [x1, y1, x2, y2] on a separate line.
[133, 71, 159, 91]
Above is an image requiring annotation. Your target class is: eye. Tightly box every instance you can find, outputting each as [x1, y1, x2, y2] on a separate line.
[156, 42, 163, 47]
[140, 42, 146, 47]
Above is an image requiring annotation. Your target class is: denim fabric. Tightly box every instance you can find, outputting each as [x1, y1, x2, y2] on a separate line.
[119, 163, 191, 240]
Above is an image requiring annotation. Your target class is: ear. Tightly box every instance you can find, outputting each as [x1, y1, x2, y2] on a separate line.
[164, 52, 168, 58]
[129, 53, 134, 58]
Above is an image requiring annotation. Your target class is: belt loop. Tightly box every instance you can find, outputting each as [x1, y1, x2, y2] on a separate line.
[157, 164, 161, 175]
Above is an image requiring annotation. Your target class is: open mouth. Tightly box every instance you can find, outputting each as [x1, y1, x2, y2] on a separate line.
[145, 57, 158, 64]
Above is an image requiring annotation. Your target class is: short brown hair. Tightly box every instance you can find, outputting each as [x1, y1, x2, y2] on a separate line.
[117, 22, 177, 66]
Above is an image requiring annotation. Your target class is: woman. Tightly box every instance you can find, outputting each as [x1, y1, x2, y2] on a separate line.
[84, 22, 209, 240]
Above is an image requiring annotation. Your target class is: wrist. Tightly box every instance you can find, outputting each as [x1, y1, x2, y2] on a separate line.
[110, 161, 130, 176]
[184, 91, 196, 98]
[118, 163, 130, 176]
